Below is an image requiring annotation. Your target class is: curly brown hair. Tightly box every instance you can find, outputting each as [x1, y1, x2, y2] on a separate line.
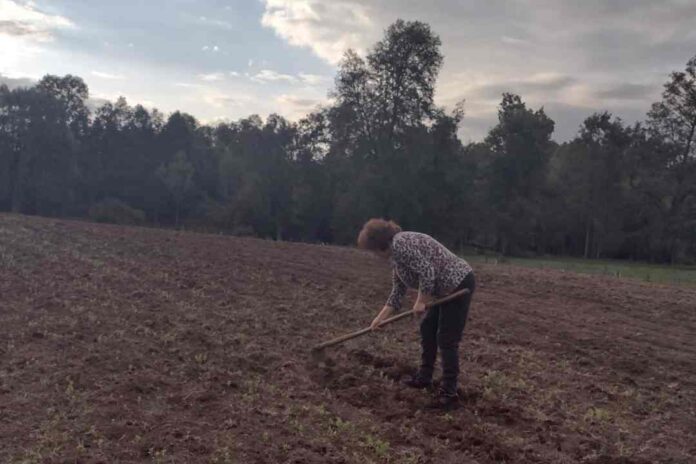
[357, 218, 402, 251]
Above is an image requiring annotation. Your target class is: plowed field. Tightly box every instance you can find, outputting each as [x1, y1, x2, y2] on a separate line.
[1, 214, 694, 463]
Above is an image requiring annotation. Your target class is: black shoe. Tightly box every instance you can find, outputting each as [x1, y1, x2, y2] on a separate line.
[427, 389, 459, 410]
[402, 375, 433, 390]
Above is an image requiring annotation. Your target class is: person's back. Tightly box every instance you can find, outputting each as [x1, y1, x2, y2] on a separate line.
[391, 231, 472, 299]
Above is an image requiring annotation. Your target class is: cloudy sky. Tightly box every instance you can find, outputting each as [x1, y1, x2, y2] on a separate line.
[1, 0, 695, 141]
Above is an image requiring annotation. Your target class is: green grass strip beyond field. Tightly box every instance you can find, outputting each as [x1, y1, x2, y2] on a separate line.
[463, 253, 696, 286]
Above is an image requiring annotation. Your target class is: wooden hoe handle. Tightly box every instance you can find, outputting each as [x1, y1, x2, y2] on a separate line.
[312, 288, 470, 351]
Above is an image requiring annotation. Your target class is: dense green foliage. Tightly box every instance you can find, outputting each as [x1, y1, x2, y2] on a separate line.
[1, 20, 695, 262]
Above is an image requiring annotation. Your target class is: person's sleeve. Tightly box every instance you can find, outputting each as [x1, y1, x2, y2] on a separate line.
[385, 268, 407, 311]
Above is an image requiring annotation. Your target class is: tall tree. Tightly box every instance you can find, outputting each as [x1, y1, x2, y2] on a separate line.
[555, 113, 632, 258]
[84, 97, 163, 215]
[483, 93, 555, 254]
[370, 20, 442, 139]
[327, 20, 446, 241]
[331, 20, 443, 159]
[646, 55, 696, 262]
[0, 83, 78, 215]
[2, 40, 696, 263]
[36, 75, 90, 137]
[156, 150, 194, 226]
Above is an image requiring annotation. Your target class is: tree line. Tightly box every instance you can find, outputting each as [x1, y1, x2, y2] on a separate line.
[1, 20, 695, 263]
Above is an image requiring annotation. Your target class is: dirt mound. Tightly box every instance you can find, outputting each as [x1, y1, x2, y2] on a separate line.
[1, 213, 695, 463]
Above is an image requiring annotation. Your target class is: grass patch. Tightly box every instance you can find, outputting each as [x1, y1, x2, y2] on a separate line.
[463, 253, 696, 286]
[583, 407, 613, 424]
[361, 434, 390, 460]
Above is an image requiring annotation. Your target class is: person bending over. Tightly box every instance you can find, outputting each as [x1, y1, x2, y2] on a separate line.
[357, 218, 476, 410]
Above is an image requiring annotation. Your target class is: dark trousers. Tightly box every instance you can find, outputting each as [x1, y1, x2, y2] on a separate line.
[418, 272, 475, 395]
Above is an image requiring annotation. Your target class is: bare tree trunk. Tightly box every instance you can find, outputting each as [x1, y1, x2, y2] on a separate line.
[276, 221, 283, 241]
[670, 238, 679, 265]
[9, 148, 23, 213]
[584, 219, 591, 259]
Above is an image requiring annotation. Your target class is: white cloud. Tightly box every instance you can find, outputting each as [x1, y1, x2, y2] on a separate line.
[252, 69, 297, 83]
[91, 70, 125, 80]
[298, 72, 330, 85]
[0, 1, 74, 79]
[260, 0, 375, 65]
[276, 93, 323, 119]
[0, 34, 42, 74]
[197, 16, 233, 30]
[203, 92, 250, 108]
[174, 82, 204, 88]
[2, 0, 682, 143]
[0, 72, 35, 88]
[198, 72, 225, 81]
[246, 69, 329, 86]
[92, 91, 126, 102]
[501, 35, 528, 45]
[0, 0, 74, 42]
[203, 93, 235, 108]
[201, 89, 254, 109]
[276, 94, 316, 105]
[170, 81, 255, 111]
[258, 0, 696, 140]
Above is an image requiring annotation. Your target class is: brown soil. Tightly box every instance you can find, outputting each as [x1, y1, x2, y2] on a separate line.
[1, 213, 694, 463]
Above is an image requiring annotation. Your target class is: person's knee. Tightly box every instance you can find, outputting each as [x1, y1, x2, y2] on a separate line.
[437, 335, 459, 351]
[420, 322, 437, 339]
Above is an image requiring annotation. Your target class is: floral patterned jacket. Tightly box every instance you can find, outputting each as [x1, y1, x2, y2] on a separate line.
[386, 232, 473, 311]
